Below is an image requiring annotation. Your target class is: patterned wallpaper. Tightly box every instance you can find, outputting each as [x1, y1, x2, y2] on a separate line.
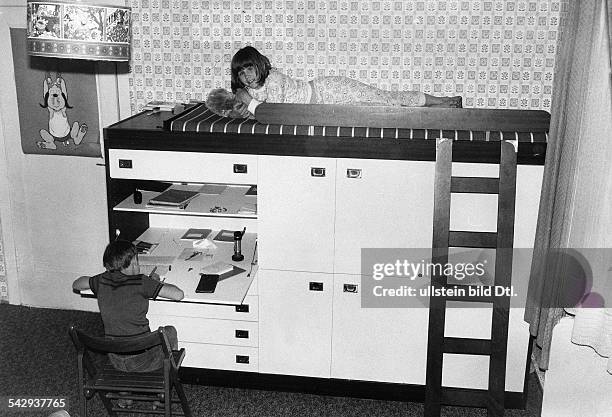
[128, 0, 568, 113]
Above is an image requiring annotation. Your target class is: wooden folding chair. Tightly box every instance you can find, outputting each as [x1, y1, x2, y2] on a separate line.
[69, 325, 192, 417]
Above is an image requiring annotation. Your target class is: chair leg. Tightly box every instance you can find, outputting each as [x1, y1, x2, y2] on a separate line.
[174, 382, 193, 417]
[98, 391, 117, 417]
[80, 391, 87, 417]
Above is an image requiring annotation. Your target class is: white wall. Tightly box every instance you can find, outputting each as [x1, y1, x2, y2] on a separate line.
[0, 2, 130, 311]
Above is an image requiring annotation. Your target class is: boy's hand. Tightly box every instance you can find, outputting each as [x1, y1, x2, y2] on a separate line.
[149, 272, 161, 281]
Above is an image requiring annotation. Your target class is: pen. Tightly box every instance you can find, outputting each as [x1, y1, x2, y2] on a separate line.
[247, 240, 258, 277]
[186, 251, 201, 260]
[241, 226, 246, 237]
[149, 266, 158, 277]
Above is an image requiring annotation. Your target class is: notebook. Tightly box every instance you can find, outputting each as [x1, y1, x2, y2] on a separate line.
[147, 188, 199, 208]
[180, 228, 211, 240]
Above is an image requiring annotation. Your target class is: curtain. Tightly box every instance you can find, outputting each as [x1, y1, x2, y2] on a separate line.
[564, 0, 612, 375]
[524, 0, 612, 371]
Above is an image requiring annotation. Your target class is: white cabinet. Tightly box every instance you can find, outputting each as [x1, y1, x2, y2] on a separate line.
[108, 149, 258, 184]
[258, 156, 336, 273]
[331, 273, 429, 383]
[106, 149, 259, 372]
[334, 159, 435, 275]
[258, 269, 333, 377]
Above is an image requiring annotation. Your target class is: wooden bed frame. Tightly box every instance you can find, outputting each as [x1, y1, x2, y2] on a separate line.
[254, 103, 550, 132]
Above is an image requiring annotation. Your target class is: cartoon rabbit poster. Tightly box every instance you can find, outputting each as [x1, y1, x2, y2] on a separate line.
[10, 28, 100, 157]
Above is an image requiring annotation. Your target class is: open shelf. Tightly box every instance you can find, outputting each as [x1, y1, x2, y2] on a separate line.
[113, 183, 257, 219]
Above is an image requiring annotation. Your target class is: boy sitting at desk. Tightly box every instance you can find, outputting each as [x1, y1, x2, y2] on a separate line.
[72, 240, 184, 374]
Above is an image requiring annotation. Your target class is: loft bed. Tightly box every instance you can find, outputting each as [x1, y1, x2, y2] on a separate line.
[163, 102, 550, 415]
[162, 103, 549, 165]
[104, 104, 550, 413]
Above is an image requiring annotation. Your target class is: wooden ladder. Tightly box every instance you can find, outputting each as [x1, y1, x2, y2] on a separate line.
[424, 139, 517, 417]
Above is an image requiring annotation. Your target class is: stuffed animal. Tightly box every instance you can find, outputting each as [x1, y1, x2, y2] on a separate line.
[205, 88, 240, 117]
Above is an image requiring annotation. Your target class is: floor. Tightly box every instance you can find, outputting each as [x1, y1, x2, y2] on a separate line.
[0, 303, 543, 417]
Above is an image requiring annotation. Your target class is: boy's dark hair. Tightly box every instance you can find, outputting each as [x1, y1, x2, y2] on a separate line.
[230, 46, 271, 93]
[103, 240, 137, 272]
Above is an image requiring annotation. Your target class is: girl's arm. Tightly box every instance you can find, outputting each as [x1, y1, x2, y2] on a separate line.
[236, 88, 262, 115]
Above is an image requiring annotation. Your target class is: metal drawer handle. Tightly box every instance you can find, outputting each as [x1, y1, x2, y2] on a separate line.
[236, 355, 250, 364]
[311, 167, 326, 177]
[343, 284, 358, 293]
[118, 159, 132, 169]
[346, 168, 362, 179]
[235, 304, 249, 313]
[235, 330, 249, 339]
[233, 164, 248, 174]
[309, 282, 324, 291]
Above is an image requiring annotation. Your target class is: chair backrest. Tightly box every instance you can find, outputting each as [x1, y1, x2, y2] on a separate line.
[69, 325, 172, 357]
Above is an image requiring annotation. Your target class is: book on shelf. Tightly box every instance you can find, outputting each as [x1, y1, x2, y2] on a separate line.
[238, 203, 257, 215]
[143, 100, 180, 111]
[146, 188, 200, 209]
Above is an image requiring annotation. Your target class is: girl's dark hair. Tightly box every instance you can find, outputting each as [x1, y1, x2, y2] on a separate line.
[230, 46, 271, 92]
[103, 240, 137, 272]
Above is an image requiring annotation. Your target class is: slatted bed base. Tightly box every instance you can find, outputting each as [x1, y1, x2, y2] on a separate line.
[165, 103, 549, 143]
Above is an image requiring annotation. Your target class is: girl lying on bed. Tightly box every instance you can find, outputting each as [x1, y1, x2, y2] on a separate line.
[206, 46, 462, 118]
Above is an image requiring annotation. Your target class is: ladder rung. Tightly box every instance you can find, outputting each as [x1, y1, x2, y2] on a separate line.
[448, 231, 497, 248]
[443, 337, 491, 355]
[441, 387, 490, 408]
[451, 177, 499, 194]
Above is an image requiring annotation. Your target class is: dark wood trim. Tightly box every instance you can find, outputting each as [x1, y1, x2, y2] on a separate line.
[255, 104, 551, 132]
[177, 368, 527, 408]
[103, 111, 547, 165]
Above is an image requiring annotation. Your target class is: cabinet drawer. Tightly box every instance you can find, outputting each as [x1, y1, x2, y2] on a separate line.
[149, 316, 258, 347]
[181, 342, 258, 372]
[149, 296, 258, 321]
[108, 149, 258, 184]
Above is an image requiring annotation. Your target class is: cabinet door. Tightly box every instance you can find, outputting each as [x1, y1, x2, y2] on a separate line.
[334, 159, 435, 275]
[258, 155, 336, 273]
[331, 274, 428, 384]
[259, 269, 332, 377]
